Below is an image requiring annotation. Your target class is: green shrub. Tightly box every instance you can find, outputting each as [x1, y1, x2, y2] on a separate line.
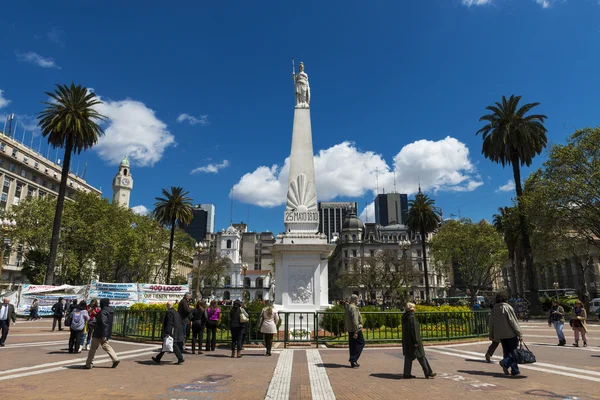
[362, 306, 402, 330]
[320, 305, 345, 336]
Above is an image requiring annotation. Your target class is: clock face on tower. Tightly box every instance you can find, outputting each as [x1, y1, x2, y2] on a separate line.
[122, 178, 130, 186]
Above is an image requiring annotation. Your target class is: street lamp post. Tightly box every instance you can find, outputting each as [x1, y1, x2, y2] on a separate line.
[194, 242, 206, 301]
[553, 281, 559, 301]
[0, 218, 17, 286]
[242, 263, 248, 302]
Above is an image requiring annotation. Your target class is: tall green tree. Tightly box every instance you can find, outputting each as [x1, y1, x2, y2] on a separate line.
[476, 95, 547, 314]
[430, 219, 508, 305]
[37, 83, 106, 284]
[406, 188, 441, 304]
[492, 206, 522, 296]
[153, 186, 194, 284]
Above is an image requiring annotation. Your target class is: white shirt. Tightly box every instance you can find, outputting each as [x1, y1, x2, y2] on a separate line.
[0, 304, 8, 320]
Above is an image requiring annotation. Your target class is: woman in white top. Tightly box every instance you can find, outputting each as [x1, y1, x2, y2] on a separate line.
[259, 306, 280, 356]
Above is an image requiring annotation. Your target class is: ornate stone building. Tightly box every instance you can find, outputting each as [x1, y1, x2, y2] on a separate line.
[329, 211, 448, 303]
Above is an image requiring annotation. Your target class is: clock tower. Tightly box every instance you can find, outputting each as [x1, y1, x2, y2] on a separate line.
[112, 156, 133, 208]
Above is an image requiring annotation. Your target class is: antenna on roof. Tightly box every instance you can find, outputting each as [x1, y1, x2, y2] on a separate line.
[46, 145, 50, 160]
[21, 122, 26, 144]
[393, 171, 397, 193]
[76, 161, 80, 176]
[38, 137, 42, 154]
[6, 114, 14, 138]
[30, 132, 34, 149]
[376, 168, 379, 194]
[82, 161, 88, 180]
[365, 202, 369, 223]
[229, 186, 234, 225]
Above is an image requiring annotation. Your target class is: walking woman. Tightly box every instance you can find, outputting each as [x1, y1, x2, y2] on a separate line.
[548, 300, 566, 346]
[259, 305, 279, 356]
[571, 299, 588, 347]
[205, 300, 220, 352]
[29, 299, 40, 321]
[68, 301, 89, 354]
[229, 300, 244, 358]
[83, 299, 100, 351]
[402, 302, 436, 379]
[190, 300, 207, 354]
[489, 293, 522, 376]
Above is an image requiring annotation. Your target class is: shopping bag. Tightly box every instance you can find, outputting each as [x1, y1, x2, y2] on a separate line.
[162, 335, 174, 353]
[512, 341, 536, 364]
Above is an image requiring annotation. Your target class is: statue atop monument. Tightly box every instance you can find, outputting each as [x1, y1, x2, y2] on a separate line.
[293, 61, 310, 108]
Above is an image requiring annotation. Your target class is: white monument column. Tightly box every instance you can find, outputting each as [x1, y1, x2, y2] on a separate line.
[272, 61, 334, 313]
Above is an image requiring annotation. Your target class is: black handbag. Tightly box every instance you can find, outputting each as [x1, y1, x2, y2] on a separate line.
[512, 341, 536, 364]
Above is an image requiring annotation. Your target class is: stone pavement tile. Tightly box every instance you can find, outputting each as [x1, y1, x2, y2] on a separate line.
[320, 348, 600, 400]
[290, 350, 311, 400]
[1, 349, 279, 400]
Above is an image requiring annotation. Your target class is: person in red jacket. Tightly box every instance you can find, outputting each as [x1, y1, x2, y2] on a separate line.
[83, 299, 100, 351]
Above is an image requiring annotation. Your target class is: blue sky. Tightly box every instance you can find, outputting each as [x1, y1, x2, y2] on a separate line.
[1, 0, 599, 234]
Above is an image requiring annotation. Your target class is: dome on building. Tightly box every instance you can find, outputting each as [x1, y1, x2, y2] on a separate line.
[120, 156, 130, 166]
[342, 211, 364, 230]
[225, 225, 237, 234]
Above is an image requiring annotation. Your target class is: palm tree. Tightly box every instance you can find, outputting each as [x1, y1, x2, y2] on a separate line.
[153, 186, 193, 284]
[37, 83, 106, 285]
[406, 188, 441, 304]
[477, 95, 547, 314]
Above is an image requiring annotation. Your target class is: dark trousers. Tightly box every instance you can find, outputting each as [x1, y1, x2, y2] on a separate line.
[264, 333, 274, 354]
[205, 324, 217, 351]
[348, 331, 365, 363]
[487, 340, 500, 356]
[403, 356, 433, 377]
[191, 324, 204, 353]
[231, 327, 244, 352]
[500, 336, 520, 373]
[156, 341, 184, 362]
[0, 320, 9, 345]
[69, 329, 83, 353]
[52, 315, 62, 331]
[183, 322, 190, 344]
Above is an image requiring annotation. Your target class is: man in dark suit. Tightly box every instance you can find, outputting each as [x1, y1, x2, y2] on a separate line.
[152, 301, 185, 364]
[51, 297, 65, 331]
[0, 298, 17, 346]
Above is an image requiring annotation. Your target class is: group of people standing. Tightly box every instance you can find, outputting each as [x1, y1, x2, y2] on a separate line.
[547, 298, 588, 347]
[152, 293, 281, 365]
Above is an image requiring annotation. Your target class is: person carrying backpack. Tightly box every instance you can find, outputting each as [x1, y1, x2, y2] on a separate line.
[68, 301, 89, 354]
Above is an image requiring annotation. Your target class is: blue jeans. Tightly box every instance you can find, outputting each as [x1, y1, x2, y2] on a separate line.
[500, 336, 520, 374]
[552, 321, 565, 342]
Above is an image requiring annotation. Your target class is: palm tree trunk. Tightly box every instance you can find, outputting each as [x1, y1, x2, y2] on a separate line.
[511, 158, 541, 315]
[421, 228, 431, 304]
[44, 140, 73, 285]
[166, 221, 176, 284]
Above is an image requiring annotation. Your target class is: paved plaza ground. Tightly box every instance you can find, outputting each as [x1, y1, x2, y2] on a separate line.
[1, 319, 599, 399]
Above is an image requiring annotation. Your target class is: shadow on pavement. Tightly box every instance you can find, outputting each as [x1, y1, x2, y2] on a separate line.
[464, 359, 490, 364]
[370, 373, 415, 380]
[590, 355, 600, 358]
[136, 360, 166, 366]
[317, 363, 349, 369]
[524, 389, 581, 399]
[204, 354, 234, 358]
[47, 351, 69, 354]
[457, 369, 526, 379]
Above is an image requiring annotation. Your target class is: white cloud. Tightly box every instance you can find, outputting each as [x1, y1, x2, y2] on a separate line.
[496, 179, 515, 193]
[191, 160, 230, 174]
[462, 0, 492, 6]
[535, 0, 552, 7]
[231, 137, 483, 208]
[0, 90, 10, 109]
[47, 27, 65, 46]
[131, 205, 149, 215]
[94, 97, 176, 167]
[359, 202, 375, 223]
[177, 113, 209, 126]
[16, 51, 61, 69]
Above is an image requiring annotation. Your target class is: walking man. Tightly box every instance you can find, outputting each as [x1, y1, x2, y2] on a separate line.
[51, 297, 65, 331]
[152, 301, 185, 365]
[0, 298, 17, 346]
[489, 293, 522, 376]
[344, 294, 364, 368]
[178, 293, 192, 352]
[548, 300, 566, 346]
[402, 302, 436, 379]
[84, 298, 120, 369]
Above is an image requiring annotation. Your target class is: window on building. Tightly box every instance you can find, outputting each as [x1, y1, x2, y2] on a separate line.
[344, 262, 348, 271]
[23, 156, 28, 164]
[0, 143, 5, 152]
[420, 277, 424, 285]
[344, 250, 348, 258]
[345, 235, 349, 242]
[27, 186, 34, 198]
[417, 250, 422, 257]
[42, 179, 47, 187]
[32, 175, 37, 183]
[420, 290, 425, 299]
[383, 235, 388, 243]
[226, 239, 232, 249]
[352, 249, 357, 257]
[14, 181, 23, 201]
[34, 161, 39, 169]
[11, 149, 17, 158]
[418, 262, 422, 271]
[51, 184, 57, 191]
[9, 164, 15, 172]
[20, 168, 26, 178]
[39, 191, 46, 198]
[352, 234, 357, 242]
[370, 249, 375, 257]
[393, 235, 398, 243]
[369, 235, 374, 242]
[0, 193, 7, 210]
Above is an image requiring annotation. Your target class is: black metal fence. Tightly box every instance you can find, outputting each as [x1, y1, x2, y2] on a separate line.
[112, 309, 490, 348]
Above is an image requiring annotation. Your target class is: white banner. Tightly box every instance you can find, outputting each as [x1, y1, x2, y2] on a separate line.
[90, 282, 139, 292]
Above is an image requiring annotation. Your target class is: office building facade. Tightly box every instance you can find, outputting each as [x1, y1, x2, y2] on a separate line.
[318, 201, 357, 242]
[374, 193, 408, 226]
